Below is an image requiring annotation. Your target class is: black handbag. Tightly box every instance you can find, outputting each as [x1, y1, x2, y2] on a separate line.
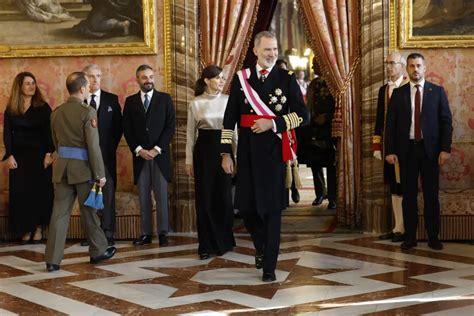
[297, 124, 335, 167]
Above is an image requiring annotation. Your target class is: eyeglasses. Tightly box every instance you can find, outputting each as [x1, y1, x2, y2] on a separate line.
[384, 61, 402, 66]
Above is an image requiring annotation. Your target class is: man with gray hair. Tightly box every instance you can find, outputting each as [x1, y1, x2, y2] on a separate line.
[81, 64, 122, 246]
[221, 31, 308, 282]
[373, 52, 408, 242]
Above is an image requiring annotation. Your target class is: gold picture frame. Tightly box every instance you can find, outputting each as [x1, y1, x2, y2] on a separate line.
[0, 0, 158, 58]
[390, 0, 474, 49]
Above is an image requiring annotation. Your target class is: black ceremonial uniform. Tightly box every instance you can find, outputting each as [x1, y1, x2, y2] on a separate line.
[221, 66, 307, 275]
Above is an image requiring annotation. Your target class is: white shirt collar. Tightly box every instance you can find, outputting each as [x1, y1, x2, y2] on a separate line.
[256, 63, 274, 77]
[140, 89, 153, 99]
[388, 76, 404, 87]
[410, 79, 425, 89]
[90, 89, 101, 98]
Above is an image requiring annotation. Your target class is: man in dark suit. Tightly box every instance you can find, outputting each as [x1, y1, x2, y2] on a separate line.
[82, 64, 122, 246]
[221, 31, 308, 282]
[385, 53, 453, 251]
[123, 64, 176, 247]
[46, 72, 116, 272]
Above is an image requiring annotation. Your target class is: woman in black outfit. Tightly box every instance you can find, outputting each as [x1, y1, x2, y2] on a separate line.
[185, 65, 235, 260]
[3, 72, 54, 244]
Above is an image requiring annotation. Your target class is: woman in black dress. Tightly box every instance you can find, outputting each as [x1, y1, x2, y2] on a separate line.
[3, 72, 54, 244]
[185, 65, 235, 260]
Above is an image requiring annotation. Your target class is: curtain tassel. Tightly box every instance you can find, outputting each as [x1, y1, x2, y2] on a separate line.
[292, 160, 303, 189]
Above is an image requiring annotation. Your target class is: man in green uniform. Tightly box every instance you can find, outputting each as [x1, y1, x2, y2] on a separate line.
[45, 72, 116, 272]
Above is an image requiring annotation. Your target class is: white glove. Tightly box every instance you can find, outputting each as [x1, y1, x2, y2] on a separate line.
[373, 150, 382, 160]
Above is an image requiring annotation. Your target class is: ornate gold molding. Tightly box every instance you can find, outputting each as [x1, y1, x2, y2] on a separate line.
[390, 0, 474, 49]
[0, 0, 157, 58]
[163, 0, 173, 93]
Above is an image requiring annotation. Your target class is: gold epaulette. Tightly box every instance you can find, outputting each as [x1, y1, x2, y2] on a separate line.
[288, 70, 293, 75]
[373, 135, 381, 144]
[283, 112, 303, 130]
[221, 129, 234, 144]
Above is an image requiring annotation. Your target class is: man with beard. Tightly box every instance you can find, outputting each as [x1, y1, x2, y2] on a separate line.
[385, 53, 452, 251]
[123, 65, 176, 247]
[221, 31, 308, 282]
[72, 0, 143, 38]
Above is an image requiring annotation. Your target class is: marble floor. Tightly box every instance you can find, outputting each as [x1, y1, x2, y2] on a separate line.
[0, 233, 473, 315]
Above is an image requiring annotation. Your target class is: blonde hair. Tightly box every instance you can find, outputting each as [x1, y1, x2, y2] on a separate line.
[6, 72, 45, 116]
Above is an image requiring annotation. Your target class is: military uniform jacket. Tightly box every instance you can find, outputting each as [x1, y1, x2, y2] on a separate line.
[221, 66, 308, 215]
[50, 96, 105, 184]
[122, 89, 176, 184]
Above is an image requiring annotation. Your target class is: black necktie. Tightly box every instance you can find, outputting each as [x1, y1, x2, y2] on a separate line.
[144, 94, 150, 111]
[90, 94, 97, 110]
[414, 85, 421, 141]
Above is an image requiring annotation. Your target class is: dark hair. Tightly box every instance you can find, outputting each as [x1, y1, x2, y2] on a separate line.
[195, 65, 223, 96]
[136, 64, 153, 76]
[407, 53, 425, 62]
[7, 72, 45, 115]
[276, 59, 288, 69]
[66, 72, 88, 94]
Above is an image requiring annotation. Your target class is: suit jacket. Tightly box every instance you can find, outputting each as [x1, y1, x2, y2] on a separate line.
[51, 96, 105, 184]
[221, 66, 308, 214]
[95, 90, 122, 183]
[385, 81, 453, 161]
[122, 89, 176, 183]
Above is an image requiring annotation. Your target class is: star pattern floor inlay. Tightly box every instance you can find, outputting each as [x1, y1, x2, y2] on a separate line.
[0, 234, 473, 315]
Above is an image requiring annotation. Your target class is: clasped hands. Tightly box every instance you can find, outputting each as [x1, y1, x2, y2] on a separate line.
[138, 148, 160, 160]
[250, 118, 273, 134]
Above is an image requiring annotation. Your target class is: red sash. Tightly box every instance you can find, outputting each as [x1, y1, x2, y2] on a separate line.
[240, 114, 297, 162]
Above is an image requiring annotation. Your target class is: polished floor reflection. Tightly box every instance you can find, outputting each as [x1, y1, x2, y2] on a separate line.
[0, 233, 472, 315]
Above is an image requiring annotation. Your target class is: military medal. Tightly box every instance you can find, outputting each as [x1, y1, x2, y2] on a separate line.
[275, 104, 282, 112]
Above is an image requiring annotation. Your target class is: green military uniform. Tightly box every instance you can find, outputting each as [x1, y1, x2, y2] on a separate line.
[45, 96, 108, 265]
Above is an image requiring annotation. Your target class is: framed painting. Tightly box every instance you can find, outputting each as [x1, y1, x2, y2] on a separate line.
[0, 0, 159, 58]
[390, 0, 474, 48]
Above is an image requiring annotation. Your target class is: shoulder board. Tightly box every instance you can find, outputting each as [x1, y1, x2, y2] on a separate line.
[288, 70, 293, 75]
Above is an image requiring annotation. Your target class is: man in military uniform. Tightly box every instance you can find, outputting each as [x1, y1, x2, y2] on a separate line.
[221, 31, 308, 282]
[45, 72, 116, 272]
[373, 52, 408, 242]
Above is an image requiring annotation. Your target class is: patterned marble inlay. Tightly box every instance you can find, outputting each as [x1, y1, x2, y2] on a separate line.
[0, 234, 473, 314]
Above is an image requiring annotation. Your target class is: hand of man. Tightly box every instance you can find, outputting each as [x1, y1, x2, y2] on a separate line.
[221, 154, 234, 174]
[7, 155, 17, 169]
[138, 149, 154, 160]
[385, 154, 398, 165]
[185, 164, 194, 177]
[373, 150, 382, 160]
[43, 154, 54, 169]
[438, 151, 450, 166]
[251, 118, 273, 134]
[314, 113, 327, 125]
[149, 148, 160, 158]
[97, 177, 107, 188]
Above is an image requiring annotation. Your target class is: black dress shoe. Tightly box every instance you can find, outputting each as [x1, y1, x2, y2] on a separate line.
[199, 253, 210, 260]
[428, 240, 443, 250]
[80, 240, 90, 247]
[46, 263, 60, 272]
[379, 232, 394, 240]
[401, 241, 417, 250]
[159, 234, 169, 246]
[312, 195, 327, 206]
[133, 235, 152, 246]
[391, 233, 404, 242]
[255, 253, 264, 269]
[291, 188, 300, 203]
[262, 272, 276, 282]
[327, 200, 336, 209]
[107, 238, 115, 246]
[90, 246, 117, 264]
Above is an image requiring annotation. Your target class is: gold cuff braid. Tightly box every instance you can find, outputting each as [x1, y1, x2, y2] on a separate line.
[221, 129, 234, 144]
[283, 112, 302, 130]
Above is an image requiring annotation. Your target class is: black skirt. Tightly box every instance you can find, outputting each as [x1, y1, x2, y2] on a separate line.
[193, 129, 235, 255]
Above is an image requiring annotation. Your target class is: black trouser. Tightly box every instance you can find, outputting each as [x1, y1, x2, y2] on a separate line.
[400, 141, 440, 243]
[311, 165, 336, 201]
[240, 210, 282, 274]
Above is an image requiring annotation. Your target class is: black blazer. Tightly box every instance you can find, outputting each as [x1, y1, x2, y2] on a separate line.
[95, 90, 122, 183]
[385, 81, 453, 161]
[122, 90, 176, 183]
